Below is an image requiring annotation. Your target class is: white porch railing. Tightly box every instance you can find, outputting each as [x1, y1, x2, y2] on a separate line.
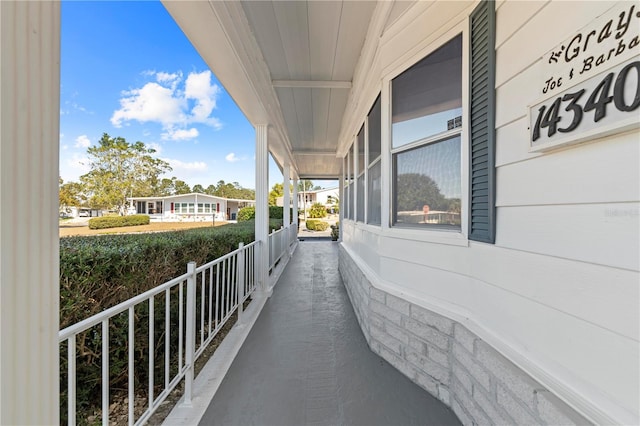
[268, 221, 298, 273]
[59, 241, 257, 426]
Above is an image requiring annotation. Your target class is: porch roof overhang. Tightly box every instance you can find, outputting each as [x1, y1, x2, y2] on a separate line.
[161, 0, 384, 180]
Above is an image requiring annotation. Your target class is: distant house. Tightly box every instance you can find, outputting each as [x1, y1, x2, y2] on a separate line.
[277, 187, 339, 211]
[127, 193, 255, 222]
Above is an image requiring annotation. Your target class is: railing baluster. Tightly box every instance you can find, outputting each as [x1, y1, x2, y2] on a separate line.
[128, 306, 134, 426]
[208, 266, 213, 335]
[68, 335, 76, 426]
[148, 297, 154, 410]
[225, 258, 230, 318]
[165, 289, 170, 390]
[60, 243, 261, 426]
[215, 263, 220, 329]
[231, 253, 237, 309]
[184, 262, 196, 406]
[237, 243, 245, 322]
[178, 282, 183, 371]
[102, 320, 109, 426]
[200, 270, 205, 347]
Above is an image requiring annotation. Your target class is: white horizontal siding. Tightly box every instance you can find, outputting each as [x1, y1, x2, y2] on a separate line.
[339, 0, 639, 422]
[496, 203, 639, 271]
[496, 130, 640, 205]
[495, 0, 614, 87]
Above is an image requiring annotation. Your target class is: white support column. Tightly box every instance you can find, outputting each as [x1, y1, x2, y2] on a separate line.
[339, 174, 344, 242]
[292, 176, 298, 226]
[255, 124, 270, 295]
[381, 79, 391, 229]
[283, 163, 290, 227]
[1, 2, 61, 424]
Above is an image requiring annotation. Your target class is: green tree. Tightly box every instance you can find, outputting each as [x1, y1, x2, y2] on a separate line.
[173, 179, 191, 195]
[80, 133, 171, 213]
[205, 184, 217, 195]
[59, 178, 85, 209]
[269, 183, 284, 206]
[192, 184, 205, 194]
[297, 180, 315, 192]
[396, 173, 448, 212]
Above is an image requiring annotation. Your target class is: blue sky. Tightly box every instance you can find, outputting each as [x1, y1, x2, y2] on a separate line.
[60, 1, 289, 190]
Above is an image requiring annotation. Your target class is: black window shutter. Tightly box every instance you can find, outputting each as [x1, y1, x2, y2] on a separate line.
[469, 0, 496, 243]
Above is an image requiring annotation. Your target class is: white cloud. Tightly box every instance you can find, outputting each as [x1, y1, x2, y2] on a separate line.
[66, 153, 91, 174]
[111, 82, 186, 128]
[161, 127, 199, 141]
[163, 158, 208, 172]
[74, 135, 91, 148]
[225, 152, 239, 163]
[111, 70, 222, 136]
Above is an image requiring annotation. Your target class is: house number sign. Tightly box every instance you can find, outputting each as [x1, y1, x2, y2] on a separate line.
[529, 2, 640, 151]
[529, 57, 640, 151]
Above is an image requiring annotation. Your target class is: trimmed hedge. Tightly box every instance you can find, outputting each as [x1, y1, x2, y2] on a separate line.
[237, 206, 293, 222]
[305, 219, 329, 231]
[60, 218, 283, 423]
[88, 214, 150, 229]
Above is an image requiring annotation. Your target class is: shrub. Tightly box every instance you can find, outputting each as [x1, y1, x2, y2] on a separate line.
[88, 214, 150, 229]
[308, 202, 327, 218]
[59, 218, 283, 423]
[237, 206, 255, 221]
[330, 222, 340, 241]
[305, 219, 329, 231]
[238, 206, 293, 223]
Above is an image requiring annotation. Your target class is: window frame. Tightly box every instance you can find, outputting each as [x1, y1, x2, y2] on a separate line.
[384, 22, 470, 242]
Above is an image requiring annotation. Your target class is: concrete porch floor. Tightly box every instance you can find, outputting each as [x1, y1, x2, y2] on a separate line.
[199, 240, 460, 426]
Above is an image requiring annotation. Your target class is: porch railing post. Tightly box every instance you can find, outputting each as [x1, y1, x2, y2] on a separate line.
[237, 242, 245, 323]
[183, 261, 196, 406]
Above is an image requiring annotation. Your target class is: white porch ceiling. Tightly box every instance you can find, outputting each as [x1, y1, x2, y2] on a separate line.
[162, 1, 377, 180]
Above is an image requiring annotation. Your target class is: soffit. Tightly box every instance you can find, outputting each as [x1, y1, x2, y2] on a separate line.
[163, 0, 377, 180]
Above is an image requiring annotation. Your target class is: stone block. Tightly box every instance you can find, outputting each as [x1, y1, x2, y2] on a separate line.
[476, 341, 542, 408]
[408, 336, 427, 356]
[370, 300, 403, 326]
[370, 286, 386, 303]
[452, 363, 474, 396]
[452, 399, 473, 426]
[369, 312, 385, 330]
[414, 368, 439, 395]
[370, 324, 402, 356]
[386, 293, 410, 315]
[410, 304, 454, 335]
[385, 321, 410, 345]
[427, 346, 450, 368]
[454, 323, 476, 354]
[438, 384, 451, 406]
[405, 348, 450, 384]
[452, 343, 491, 393]
[404, 317, 449, 350]
[536, 390, 592, 425]
[473, 382, 515, 425]
[453, 378, 491, 426]
[497, 385, 540, 425]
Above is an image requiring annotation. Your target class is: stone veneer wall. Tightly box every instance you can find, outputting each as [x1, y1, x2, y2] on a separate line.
[338, 245, 591, 426]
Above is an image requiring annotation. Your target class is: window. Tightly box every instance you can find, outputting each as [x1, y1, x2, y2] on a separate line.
[367, 95, 381, 225]
[348, 148, 354, 220]
[392, 35, 462, 230]
[356, 125, 365, 222]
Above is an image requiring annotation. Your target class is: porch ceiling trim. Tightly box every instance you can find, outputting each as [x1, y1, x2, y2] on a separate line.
[272, 80, 352, 89]
[162, 0, 299, 177]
